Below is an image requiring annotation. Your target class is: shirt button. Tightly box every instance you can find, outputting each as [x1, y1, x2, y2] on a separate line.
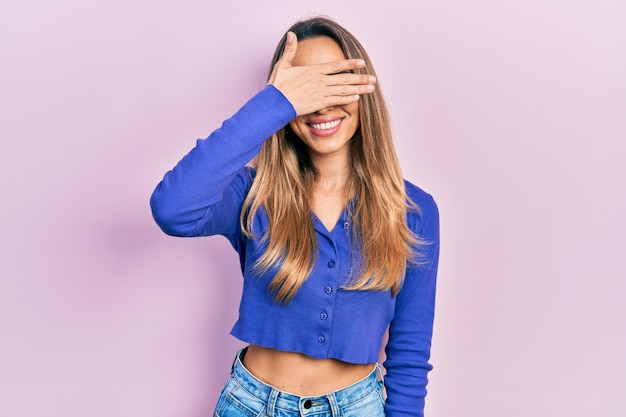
[343, 221, 350, 230]
[327, 261, 336, 268]
[317, 335, 325, 343]
[320, 312, 328, 320]
[324, 286, 333, 294]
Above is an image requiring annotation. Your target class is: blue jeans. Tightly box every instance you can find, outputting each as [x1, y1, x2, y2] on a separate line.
[213, 349, 386, 417]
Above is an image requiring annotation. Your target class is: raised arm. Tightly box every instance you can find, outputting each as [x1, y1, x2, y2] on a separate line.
[150, 32, 377, 240]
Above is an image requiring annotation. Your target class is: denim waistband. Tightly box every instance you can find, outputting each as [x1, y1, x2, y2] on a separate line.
[230, 348, 383, 414]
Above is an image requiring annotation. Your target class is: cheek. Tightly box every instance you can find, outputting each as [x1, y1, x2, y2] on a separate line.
[344, 101, 359, 114]
[289, 118, 308, 139]
[345, 103, 360, 131]
[343, 102, 360, 126]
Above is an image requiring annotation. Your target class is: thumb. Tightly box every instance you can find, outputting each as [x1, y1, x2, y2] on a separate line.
[267, 32, 298, 85]
[278, 31, 298, 68]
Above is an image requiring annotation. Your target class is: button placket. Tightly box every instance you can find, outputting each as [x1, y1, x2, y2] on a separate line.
[313, 218, 343, 356]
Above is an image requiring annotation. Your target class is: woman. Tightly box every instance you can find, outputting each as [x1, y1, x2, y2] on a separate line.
[151, 17, 439, 417]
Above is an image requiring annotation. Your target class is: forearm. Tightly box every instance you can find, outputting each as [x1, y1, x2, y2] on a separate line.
[150, 85, 295, 236]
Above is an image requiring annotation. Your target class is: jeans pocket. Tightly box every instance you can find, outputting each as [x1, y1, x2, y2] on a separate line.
[214, 377, 237, 417]
[217, 382, 267, 417]
[341, 385, 386, 417]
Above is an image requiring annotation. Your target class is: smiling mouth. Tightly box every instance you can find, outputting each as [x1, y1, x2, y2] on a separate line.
[308, 119, 341, 130]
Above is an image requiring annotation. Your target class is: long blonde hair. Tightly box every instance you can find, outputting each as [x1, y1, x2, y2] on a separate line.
[242, 17, 422, 303]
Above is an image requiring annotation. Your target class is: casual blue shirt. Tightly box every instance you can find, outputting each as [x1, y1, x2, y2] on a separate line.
[150, 85, 440, 417]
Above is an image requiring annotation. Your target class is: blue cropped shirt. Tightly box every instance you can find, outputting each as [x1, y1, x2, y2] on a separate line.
[150, 85, 440, 417]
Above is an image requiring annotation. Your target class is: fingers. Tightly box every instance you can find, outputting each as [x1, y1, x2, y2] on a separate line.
[295, 68, 377, 115]
[325, 83, 376, 97]
[267, 34, 377, 115]
[319, 58, 367, 75]
[312, 82, 374, 110]
[316, 60, 377, 97]
[325, 94, 363, 107]
[327, 72, 377, 88]
[321, 71, 376, 105]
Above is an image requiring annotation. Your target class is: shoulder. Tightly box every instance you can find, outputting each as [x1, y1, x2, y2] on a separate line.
[222, 166, 257, 199]
[404, 179, 436, 208]
[404, 179, 439, 233]
[233, 165, 257, 185]
[240, 165, 257, 180]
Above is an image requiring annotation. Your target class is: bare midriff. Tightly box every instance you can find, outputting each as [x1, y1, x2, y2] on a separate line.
[242, 344, 376, 396]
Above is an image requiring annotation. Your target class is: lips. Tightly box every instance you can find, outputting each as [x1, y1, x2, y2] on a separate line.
[307, 118, 343, 137]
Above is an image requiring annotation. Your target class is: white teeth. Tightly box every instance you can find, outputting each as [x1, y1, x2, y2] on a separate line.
[310, 119, 341, 130]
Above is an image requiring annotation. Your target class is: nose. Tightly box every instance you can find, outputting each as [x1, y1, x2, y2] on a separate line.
[315, 106, 336, 114]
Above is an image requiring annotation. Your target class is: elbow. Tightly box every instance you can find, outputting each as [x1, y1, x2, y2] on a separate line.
[149, 192, 195, 237]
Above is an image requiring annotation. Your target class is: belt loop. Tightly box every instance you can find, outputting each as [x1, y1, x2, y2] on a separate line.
[326, 392, 341, 417]
[231, 347, 248, 373]
[266, 388, 279, 417]
[230, 350, 239, 373]
[375, 363, 385, 387]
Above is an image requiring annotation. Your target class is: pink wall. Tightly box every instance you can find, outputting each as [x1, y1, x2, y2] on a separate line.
[1, 1, 625, 416]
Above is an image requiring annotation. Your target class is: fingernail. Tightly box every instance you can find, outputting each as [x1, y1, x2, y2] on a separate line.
[368, 76, 376, 83]
[357, 60, 365, 67]
[366, 85, 375, 92]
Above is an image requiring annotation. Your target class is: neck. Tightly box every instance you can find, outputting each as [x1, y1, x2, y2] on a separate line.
[310, 153, 351, 192]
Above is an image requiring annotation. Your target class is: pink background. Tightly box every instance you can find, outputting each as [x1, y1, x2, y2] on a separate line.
[1, 1, 625, 416]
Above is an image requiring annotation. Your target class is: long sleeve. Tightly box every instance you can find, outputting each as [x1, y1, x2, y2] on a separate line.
[150, 85, 296, 244]
[383, 189, 440, 417]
